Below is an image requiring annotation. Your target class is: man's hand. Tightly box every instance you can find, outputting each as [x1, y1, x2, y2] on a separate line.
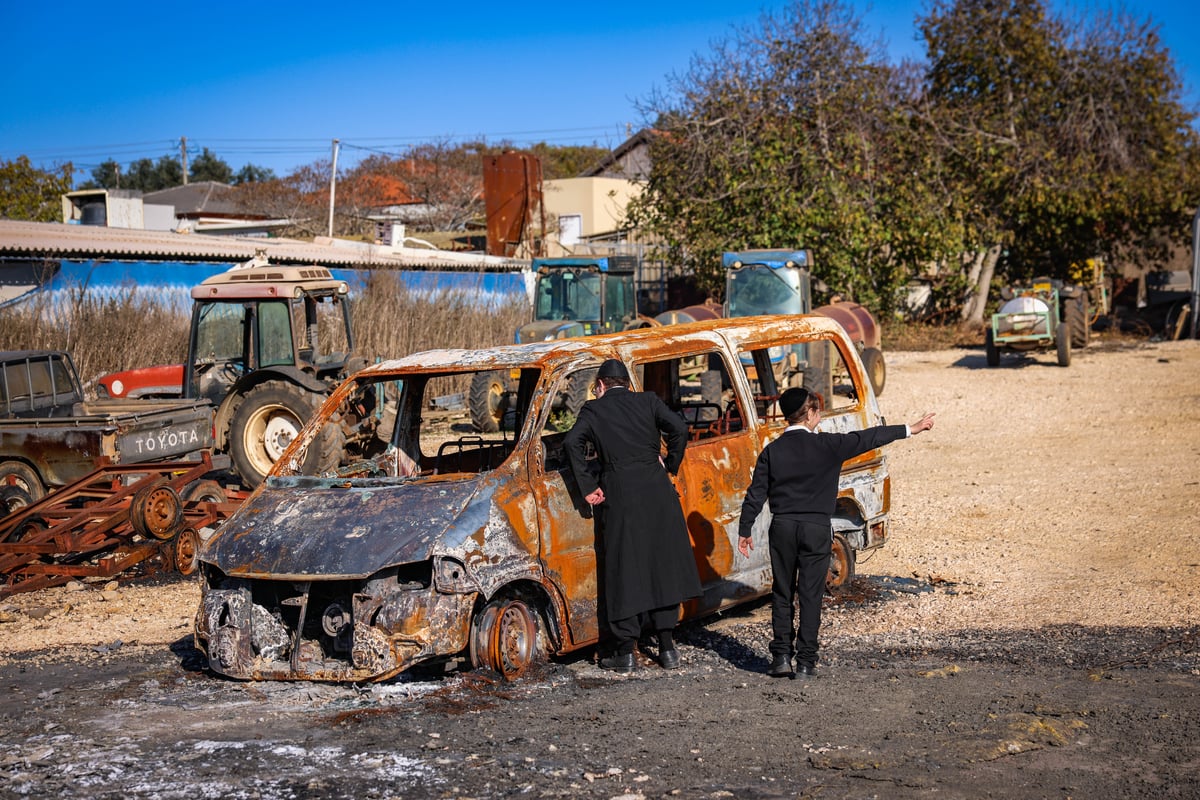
[585, 488, 606, 506]
[737, 536, 753, 557]
[910, 412, 936, 434]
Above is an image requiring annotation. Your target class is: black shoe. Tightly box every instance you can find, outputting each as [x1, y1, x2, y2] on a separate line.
[795, 663, 816, 679]
[658, 647, 681, 670]
[599, 652, 635, 674]
[767, 654, 794, 678]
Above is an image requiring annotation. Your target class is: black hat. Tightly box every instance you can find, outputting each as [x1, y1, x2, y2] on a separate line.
[596, 358, 630, 380]
[778, 387, 809, 418]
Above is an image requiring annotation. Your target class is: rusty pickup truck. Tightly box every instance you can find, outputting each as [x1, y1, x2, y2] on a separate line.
[195, 315, 898, 682]
[0, 350, 215, 506]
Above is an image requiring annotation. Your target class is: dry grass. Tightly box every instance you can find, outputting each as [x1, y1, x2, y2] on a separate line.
[0, 288, 189, 390]
[882, 318, 983, 351]
[352, 272, 529, 361]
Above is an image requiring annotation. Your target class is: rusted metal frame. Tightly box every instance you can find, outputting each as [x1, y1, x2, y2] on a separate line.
[0, 455, 214, 541]
[0, 455, 221, 594]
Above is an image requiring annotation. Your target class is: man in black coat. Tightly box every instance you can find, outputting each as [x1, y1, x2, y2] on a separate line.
[738, 386, 935, 679]
[564, 358, 703, 673]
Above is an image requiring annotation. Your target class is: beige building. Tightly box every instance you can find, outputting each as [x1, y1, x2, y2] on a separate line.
[540, 176, 642, 256]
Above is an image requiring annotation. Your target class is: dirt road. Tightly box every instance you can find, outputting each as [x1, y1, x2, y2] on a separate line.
[2, 338, 1198, 799]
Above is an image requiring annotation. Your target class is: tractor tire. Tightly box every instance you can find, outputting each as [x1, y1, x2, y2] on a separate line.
[469, 370, 510, 433]
[1066, 295, 1090, 348]
[183, 479, 227, 504]
[0, 460, 45, 503]
[985, 329, 1000, 367]
[1056, 321, 1071, 367]
[559, 368, 598, 421]
[229, 382, 340, 486]
[0, 485, 33, 518]
[860, 347, 886, 396]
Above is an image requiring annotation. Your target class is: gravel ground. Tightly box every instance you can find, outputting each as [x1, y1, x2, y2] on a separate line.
[1, 337, 1198, 799]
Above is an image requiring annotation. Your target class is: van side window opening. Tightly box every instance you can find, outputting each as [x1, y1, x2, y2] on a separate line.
[638, 352, 745, 442]
[403, 369, 537, 476]
[737, 338, 860, 422]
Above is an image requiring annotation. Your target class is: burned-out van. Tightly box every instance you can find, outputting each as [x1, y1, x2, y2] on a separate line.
[194, 315, 897, 681]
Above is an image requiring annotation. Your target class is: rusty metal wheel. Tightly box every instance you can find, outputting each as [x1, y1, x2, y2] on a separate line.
[174, 528, 201, 576]
[130, 481, 183, 540]
[470, 598, 539, 681]
[826, 532, 856, 591]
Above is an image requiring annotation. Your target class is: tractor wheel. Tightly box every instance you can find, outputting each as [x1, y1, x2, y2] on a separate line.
[0, 485, 33, 518]
[559, 368, 598, 421]
[229, 382, 340, 486]
[130, 481, 184, 540]
[826, 532, 856, 591]
[0, 461, 45, 503]
[1056, 321, 1072, 367]
[1066, 295, 1090, 348]
[469, 370, 509, 433]
[860, 347, 886, 396]
[985, 329, 1000, 367]
[469, 597, 542, 681]
[183, 479, 226, 504]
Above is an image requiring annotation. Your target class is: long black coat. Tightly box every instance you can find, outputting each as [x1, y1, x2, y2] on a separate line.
[564, 387, 702, 621]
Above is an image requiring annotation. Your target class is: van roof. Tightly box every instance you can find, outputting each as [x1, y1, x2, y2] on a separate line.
[364, 314, 849, 375]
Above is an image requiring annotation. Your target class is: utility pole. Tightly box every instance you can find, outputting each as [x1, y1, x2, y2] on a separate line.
[180, 137, 189, 185]
[328, 138, 340, 237]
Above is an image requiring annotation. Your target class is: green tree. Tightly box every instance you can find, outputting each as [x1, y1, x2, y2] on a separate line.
[919, 0, 1200, 325]
[83, 159, 123, 189]
[234, 163, 276, 184]
[123, 155, 185, 191]
[0, 156, 73, 221]
[189, 147, 234, 184]
[629, 0, 941, 310]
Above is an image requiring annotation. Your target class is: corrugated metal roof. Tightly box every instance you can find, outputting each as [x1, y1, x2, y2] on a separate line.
[0, 219, 529, 272]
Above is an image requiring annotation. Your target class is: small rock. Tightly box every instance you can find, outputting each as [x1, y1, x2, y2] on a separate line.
[100, 590, 120, 602]
[24, 606, 53, 619]
[65, 581, 87, 592]
[103, 580, 119, 592]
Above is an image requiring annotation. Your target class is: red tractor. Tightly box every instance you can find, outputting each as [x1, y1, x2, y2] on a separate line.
[100, 260, 379, 486]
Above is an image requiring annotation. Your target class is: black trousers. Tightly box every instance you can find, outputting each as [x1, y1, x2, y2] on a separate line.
[609, 605, 680, 655]
[767, 517, 831, 666]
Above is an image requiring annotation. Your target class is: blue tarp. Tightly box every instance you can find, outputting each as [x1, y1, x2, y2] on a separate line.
[1, 259, 530, 311]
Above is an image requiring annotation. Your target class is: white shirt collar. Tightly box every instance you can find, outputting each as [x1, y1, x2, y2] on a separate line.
[784, 423, 814, 433]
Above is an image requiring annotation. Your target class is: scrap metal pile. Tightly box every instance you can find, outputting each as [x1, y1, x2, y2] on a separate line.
[0, 453, 241, 597]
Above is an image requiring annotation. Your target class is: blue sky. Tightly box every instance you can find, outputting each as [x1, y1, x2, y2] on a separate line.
[2, 0, 1195, 182]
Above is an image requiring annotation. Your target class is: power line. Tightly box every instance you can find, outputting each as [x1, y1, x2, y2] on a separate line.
[8, 124, 633, 178]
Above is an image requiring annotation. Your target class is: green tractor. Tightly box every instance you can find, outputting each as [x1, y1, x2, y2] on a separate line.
[986, 276, 1093, 367]
[469, 256, 643, 432]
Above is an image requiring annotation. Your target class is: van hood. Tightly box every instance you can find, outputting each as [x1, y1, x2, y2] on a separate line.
[200, 477, 490, 579]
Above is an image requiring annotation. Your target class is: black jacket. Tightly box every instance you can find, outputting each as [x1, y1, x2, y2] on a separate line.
[564, 388, 702, 620]
[738, 424, 908, 537]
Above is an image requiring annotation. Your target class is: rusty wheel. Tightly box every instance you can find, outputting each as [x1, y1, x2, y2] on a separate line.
[130, 481, 183, 540]
[470, 598, 539, 681]
[174, 528, 201, 576]
[826, 532, 856, 591]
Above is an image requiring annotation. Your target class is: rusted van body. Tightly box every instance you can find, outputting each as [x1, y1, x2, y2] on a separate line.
[194, 315, 895, 681]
